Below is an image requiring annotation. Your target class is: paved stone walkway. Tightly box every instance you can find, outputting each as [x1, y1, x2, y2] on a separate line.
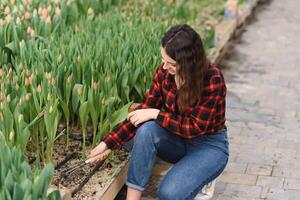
[214, 0, 300, 199]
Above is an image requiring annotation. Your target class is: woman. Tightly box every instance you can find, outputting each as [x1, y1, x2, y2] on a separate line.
[88, 24, 229, 200]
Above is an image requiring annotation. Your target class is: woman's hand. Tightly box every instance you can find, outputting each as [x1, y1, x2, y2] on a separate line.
[87, 141, 111, 164]
[127, 109, 160, 127]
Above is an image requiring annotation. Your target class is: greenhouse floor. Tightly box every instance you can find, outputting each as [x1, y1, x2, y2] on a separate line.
[117, 0, 300, 199]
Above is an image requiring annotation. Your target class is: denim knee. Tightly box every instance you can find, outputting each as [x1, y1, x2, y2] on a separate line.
[134, 121, 160, 144]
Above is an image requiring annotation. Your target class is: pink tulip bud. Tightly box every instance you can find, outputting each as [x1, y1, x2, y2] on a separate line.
[87, 7, 94, 15]
[25, 93, 31, 101]
[45, 15, 51, 24]
[30, 30, 35, 37]
[57, 54, 62, 63]
[55, 6, 61, 17]
[38, 7, 42, 16]
[47, 93, 51, 101]
[67, 75, 72, 83]
[33, 9, 37, 16]
[5, 14, 13, 23]
[25, 78, 30, 86]
[75, 25, 79, 32]
[93, 82, 98, 90]
[24, 11, 30, 20]
[37, 84, 42, 93]
[47, 5, 52, 13]
[42, 7, 48, 18]
[77, 87, 82, 95]
[27, 26, 32, 35]
[105, 75, 111, 82]
[5, 6, 11, 15]
[15, 83, 19, 91]
[16, 17, 21, 25]
[7, 94, 11, 103]
[0, 19, 4, 27]
[167, 0, 173, 5]
[49, 106, 53, 113]
[19, 39, 25, 48]
[18, 99, 23, 106]
[29, 75, 33, 83]
[9, 131, 14, 141]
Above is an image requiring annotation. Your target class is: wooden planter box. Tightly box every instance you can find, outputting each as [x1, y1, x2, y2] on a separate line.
[94, 161, 129, 200]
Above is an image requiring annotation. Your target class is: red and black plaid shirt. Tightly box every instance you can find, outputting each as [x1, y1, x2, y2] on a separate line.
[103, 63, 227, 149]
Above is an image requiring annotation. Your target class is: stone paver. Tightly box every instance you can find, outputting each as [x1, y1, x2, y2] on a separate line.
[216, 184, 262, 199]
[256, 176, 284, 188]
[219, 171, 257, 185]
[246, 164, 273, 176]
[283, 178, 300, 190]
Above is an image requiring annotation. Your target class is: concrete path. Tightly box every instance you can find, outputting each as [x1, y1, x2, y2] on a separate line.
[214, 0, 300, 199]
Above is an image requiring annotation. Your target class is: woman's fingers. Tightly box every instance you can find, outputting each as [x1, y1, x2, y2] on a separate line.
[127, 111, 135, 120]
[128, 110, 147, 126]
[90, 142, 106, 157]
[90, 146, 102, 157]
[130, 115, 140, 126]
[88, 149, 111, 164]
[134, 119, 142, 127]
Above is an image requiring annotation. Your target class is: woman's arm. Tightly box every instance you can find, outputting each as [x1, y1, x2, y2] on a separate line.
[155, 74, 226, 138]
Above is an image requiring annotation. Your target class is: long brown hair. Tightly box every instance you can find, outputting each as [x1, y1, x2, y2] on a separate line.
[161, 24, 209, 113]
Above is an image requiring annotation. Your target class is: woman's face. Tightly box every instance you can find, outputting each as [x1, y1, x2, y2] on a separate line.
[160, 47, 177, 75]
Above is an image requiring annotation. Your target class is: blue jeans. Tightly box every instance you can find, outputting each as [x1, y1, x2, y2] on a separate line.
[126, 121, 229, 200]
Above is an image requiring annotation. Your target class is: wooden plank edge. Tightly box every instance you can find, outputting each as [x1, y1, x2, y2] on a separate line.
[95, 160, 129, 200]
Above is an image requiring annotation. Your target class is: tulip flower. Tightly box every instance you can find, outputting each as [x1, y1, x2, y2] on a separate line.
[5, 6, 10, 15]
[0, 19, 4, 27]
[55, 6, 61, 17]
[24, 11, 30, 20]
[87, 7, 94, 15]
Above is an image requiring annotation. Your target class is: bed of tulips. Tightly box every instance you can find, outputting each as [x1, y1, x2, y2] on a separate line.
[0, 0, 231, 198]
[0, 140, 62, 199]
